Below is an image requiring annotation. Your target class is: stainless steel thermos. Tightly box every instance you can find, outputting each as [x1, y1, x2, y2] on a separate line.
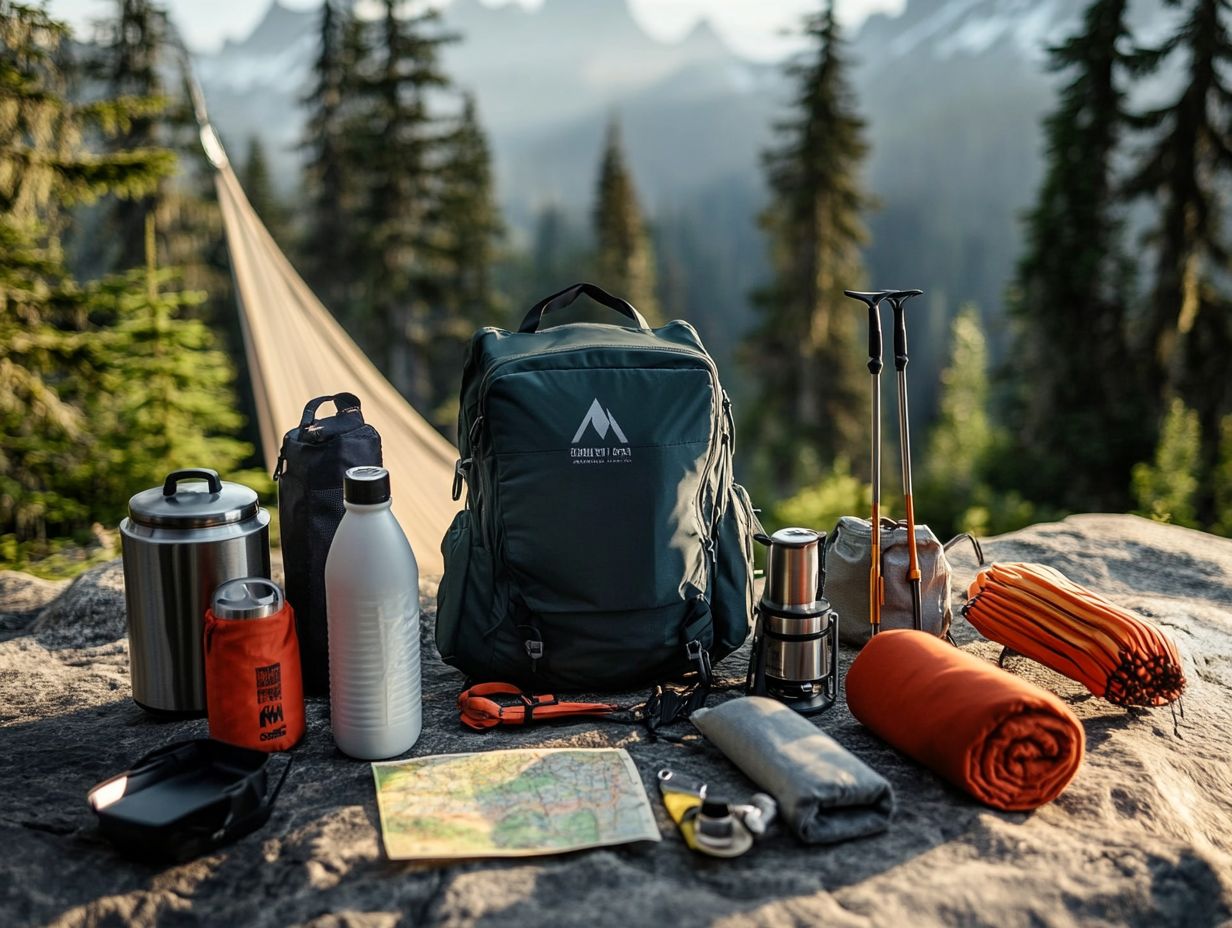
[204, 578, 304, 751]
[120, 468, 271, 714]
[746, 527, 839, 715]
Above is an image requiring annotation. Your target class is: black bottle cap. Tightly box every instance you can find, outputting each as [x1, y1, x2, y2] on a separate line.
[344, 466, 391, 505]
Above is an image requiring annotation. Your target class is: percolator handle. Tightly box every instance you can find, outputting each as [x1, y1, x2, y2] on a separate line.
[163, 469, 222, 496]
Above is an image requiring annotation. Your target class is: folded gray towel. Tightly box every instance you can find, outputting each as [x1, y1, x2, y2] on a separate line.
[691, 696, 894, 845]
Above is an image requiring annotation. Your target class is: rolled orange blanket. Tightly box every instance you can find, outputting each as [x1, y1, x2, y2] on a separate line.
[845, 630, 1084, 811]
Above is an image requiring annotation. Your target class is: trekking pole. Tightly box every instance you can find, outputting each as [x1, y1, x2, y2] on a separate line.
[886, 289, 925, 631]
[844, 290, 891, 637]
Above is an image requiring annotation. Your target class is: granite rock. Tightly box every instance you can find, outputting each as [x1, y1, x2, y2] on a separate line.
[1, 514, 1230, 928]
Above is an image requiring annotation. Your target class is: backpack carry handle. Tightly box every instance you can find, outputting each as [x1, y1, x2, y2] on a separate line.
[298, 392, 363, 429]
[519, 282, 651, 333]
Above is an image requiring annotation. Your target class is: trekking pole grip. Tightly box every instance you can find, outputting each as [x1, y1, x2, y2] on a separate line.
[868, 307, 883, 375]
[888, 290, 923, 372]
[844, 290, 889, 375]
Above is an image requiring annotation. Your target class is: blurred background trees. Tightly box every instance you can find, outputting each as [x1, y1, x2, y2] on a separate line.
[0, 0, 245, 572]
[5, 0, 1232, 575]
[743, 4, 872, 497]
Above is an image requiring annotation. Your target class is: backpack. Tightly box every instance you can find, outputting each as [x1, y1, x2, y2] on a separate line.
[274, 392, 382, 695]
[435, 283, 758, 692]
[823, 516, 983, 647]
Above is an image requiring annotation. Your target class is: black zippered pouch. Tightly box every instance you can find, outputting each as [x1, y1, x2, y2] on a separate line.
[275, 392, 382, 695]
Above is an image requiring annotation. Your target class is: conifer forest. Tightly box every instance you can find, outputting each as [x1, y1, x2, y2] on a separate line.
[4, 0, 1232, 575]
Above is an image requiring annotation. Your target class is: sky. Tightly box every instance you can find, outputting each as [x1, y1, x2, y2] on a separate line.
[44, 0, 907, 62]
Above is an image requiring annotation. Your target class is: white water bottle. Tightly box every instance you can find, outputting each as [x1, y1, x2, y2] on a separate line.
[325, 466, 422, 759]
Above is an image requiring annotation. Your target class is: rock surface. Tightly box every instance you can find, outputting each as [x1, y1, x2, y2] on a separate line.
[1, 514, 1230, 928]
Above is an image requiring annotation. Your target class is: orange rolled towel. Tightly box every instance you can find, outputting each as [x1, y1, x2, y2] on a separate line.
[845, 630, 1084, 811]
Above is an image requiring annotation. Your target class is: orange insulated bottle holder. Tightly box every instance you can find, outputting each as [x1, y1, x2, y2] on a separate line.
[204, 578, 305, 752]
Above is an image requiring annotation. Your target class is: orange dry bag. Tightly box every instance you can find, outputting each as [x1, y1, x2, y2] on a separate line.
[204, 578, 305, 752]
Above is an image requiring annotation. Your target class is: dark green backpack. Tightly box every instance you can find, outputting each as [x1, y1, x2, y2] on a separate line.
[436, 283, 758, 692]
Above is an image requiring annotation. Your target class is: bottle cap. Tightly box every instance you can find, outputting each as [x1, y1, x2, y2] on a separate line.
[344, 466, 391, 505]
[211, 577, 284, 620]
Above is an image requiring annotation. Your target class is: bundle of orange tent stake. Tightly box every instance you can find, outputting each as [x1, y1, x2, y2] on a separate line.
[963, 562, 1186, 708]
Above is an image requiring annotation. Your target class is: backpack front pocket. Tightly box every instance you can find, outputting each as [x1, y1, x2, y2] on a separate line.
[484, 365, 716, 615]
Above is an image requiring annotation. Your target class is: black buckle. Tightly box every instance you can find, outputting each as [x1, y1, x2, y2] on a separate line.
[451, 458, 471, 502]
[685, 640, 713, 685]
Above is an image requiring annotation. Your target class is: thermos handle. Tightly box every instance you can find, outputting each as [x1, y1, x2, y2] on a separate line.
[163, 468, 222, 497]
[299, 392, 363, 428]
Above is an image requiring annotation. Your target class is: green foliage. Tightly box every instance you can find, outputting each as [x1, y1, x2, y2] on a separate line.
[744, 2, 874, 494]
[0, 1, 171, 224]
[0, 530, 118, 580]
[83, 258, 251, 515]
[1007, 0, 1148, 512]
[592, 118, 660, 323]
[1212, 417, 1232, 536]
[918, 307, 995, 534]
[1126, 0, 1232, 522]
[0, 2, 252, 572]
[1132, 398, 1202, 529]
[0, 217, 93, 537]
[917, 307, 1049, 539]
[770, 458, 867, 534]
[432, 93, 506, 432]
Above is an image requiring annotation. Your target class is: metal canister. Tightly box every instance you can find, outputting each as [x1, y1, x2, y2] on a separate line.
[764, 527, 824, 610]
[747, 527, 839, 715]
[120, 468, 271, 714]
[205, 578, 304, 752]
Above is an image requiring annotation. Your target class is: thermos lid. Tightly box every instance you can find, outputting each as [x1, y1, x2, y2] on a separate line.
[344, 466, 391, 505]
[128, 469, 260, 529]
[769, 527, 821, 548]
[212, 578, 283, 620]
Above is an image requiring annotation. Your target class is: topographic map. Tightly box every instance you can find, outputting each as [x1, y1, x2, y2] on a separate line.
[371, 748, 661, 859]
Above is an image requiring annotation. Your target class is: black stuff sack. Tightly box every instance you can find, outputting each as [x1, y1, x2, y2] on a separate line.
[275, 392, 382, 695]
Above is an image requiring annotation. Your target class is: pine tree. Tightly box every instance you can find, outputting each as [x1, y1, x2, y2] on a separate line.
[437, 95, 503, 324]
[744, 2, 874, 492]
[431, 93, 504, 430]
[591, 118, 660, 323]
[532, 203, 570, 290]
[299, 0, 355, 314]
[241, 135, 290, 245]
[86, 217, 250, 514]
[1008, 0, 1147, 511]
[89, 0, 172, 271]
[1, 3, 248, 557]
[0, 1, 172, 544]
[348, 1, 455, 409]
[1128, 0, 1232, 517]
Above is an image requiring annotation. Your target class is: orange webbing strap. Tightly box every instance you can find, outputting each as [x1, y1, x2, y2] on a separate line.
[964, 562, 1185, 707]
[458, 683, 623, 731]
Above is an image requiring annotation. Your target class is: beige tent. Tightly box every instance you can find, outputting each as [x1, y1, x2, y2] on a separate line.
[195, 104, 458, 574]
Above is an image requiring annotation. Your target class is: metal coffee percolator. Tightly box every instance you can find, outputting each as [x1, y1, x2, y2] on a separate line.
[745, 527, 839, 715]
[120, 469, 271, 715]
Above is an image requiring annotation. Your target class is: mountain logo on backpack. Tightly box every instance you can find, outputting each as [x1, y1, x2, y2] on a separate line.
[570, 398, 632, 464]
